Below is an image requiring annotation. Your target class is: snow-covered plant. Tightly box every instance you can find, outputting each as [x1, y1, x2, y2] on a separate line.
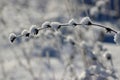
[41, 21, 51, 28]
[21, 29, 30, 37]
[5, 0, 120, 80]
[50, 22, 61, 31]
[65, 35, 75, 45]
[103, 52, 112, 61]
[80, 17, 92, 25]
[9, 16, 119, 44]
[9, 16, 119, 80]
[103, 51, 115, 69]
[79, 64, 117, 80]
[80, 42, 98, 65]
[29, 25, 39, 35]
[68, 19, 77, 27]
[9, 33, 17, 43]
[79, 17, 117, 35]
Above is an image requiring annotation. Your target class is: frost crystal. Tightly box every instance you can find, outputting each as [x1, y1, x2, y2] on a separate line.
[68, 19, 77, 27]
[41, 21, 51, 28]
[80, 17, 92, 25]
[114, 32, 120, 45]
[29, 25, 39, 35]
[50, 22, 61, 31]
[9, 33, 17, 43]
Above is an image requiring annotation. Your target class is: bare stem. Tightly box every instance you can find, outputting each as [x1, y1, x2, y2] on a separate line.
[76, 23, 117, 33]
[92, 23, 117, 33]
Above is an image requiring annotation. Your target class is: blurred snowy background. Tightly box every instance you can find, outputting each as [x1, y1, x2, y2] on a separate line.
[0, 0, 120, 80]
